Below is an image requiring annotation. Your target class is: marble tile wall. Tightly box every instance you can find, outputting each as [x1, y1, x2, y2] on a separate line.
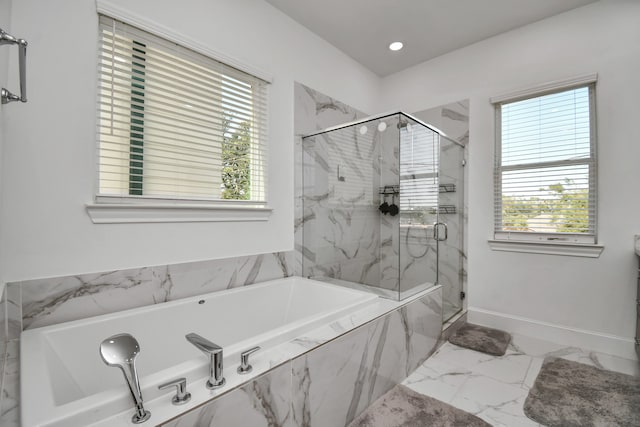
[12, 252, 295, 330]
[0, 285, 20, 427]
[299, 106, 442, 298]
[162, 286, 442, 427]
[1, 288, 6, 369]
[295, 83, 379, 288]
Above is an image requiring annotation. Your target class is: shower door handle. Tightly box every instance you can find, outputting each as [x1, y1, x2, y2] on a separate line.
[0, 28, 28, 104]
[433, 222, 448, 241]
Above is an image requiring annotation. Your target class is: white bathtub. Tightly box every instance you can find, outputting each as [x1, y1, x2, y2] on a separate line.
[21, 277, 378, 426]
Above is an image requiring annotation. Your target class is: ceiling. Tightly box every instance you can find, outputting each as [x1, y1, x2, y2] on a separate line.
[265, 0, 599, 76]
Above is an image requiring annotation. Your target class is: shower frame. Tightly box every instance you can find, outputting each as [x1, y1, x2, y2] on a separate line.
[301, 111, 464, 304]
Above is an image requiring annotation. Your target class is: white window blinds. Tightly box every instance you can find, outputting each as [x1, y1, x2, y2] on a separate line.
[97, 15, 268, 204]
[400, 125, 439, 213]
[494, 84, 597, 243]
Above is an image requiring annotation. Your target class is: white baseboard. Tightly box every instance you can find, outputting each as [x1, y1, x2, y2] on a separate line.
[468, 307, 638, 361]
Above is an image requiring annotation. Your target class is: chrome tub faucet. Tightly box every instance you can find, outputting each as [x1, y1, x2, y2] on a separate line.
[186, 333, 225, 389]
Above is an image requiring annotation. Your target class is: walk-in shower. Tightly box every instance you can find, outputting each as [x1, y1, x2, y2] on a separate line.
[301, 112, 464, 311]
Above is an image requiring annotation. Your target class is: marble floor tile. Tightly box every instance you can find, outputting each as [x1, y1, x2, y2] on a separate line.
[449, 375, 534, 427]
[521, 357, 543, 391]
[470, 353, 533, 387]
[402, 358, 473, 403]
[403, 332, 638, 427]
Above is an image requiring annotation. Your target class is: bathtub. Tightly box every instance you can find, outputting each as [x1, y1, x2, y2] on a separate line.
[20, 277, 379, 426]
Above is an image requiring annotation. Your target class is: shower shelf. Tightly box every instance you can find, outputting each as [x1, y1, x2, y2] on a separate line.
[430, 205, 457, 214]
[379, 185, 400, 195]
[439, 184, 456, 193]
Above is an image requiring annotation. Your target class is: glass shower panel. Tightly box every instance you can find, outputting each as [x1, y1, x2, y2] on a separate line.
[399, 117, 439, 298]
[302, 115, 401, 299]
[439, 137, 465, 321]
[301, 112, 448, 302]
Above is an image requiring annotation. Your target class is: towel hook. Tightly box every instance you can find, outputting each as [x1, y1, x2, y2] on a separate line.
[1, 28, 28, 104]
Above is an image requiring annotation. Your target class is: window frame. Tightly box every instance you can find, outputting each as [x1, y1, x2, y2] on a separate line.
[88, 4, 273, 223]
[490, 75, 602, 255]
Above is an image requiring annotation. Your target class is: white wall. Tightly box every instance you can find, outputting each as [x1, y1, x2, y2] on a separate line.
[0, 0, 380, 282]
[380, 0, 640, 355]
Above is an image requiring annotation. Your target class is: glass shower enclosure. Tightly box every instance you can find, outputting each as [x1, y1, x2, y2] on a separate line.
[301, 112, 462, 305]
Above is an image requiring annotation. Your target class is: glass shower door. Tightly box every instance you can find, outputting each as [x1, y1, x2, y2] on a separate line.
[439, 137, 465, 321]
[399, 117, 439, 299]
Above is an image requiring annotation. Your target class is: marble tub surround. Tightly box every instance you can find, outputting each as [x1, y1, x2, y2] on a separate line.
[161, 285, 443, 427]
[0, 340, 19, 427]
[160, 361, 292, 427]
[23, 281, 442, 426]
[0, 285, 21, 427]
[0, 287, 6, 366]
[403, 332, 639, 427]
[11, 251, 295, 330]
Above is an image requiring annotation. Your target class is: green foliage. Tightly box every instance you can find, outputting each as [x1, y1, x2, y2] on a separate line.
[501, 196, 545, 231]
[221, 117, 251, 200]
[502, 179, 589, 233]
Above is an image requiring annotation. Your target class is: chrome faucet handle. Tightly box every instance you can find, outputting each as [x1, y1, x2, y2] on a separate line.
[185, 333, 225, 389]
[158, 377, 191, 405]
[237, 346, 261, 374]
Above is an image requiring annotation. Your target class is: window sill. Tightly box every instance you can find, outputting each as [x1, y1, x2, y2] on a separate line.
[86, 203, 273, 224]
[488, 239, 604, 258]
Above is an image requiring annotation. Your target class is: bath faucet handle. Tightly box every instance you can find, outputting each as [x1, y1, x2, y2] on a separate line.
[237, 346, 261, 374]
[185, 333, 225, 389]
[158, 377, 191, 405]
[185, 333, 222, 354]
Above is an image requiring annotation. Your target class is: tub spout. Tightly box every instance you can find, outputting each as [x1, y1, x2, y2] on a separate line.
[99, 334, 151, 424]
[186, 333, 225, 389]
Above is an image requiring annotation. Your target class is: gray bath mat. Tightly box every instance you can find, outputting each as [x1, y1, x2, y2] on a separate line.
[349, 384, 490, 427]
[448, 323, 511, 356]
[524, 356, 640, 427]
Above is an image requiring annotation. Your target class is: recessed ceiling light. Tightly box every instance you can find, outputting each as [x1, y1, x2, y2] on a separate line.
[389, 42, 403, 51]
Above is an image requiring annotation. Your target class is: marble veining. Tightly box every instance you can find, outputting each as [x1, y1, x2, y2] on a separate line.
[157, 286, 442, 427]
[5, 84, 463, 426]
[15, 251, 295, 330]
[403, 332, 640, 427]
[0, 340, 19, 427]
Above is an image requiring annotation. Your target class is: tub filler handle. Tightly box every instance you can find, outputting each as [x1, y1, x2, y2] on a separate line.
[237, 346, 261, 374]
[158, 377, 191, 405]
[185, 333, 226, 389]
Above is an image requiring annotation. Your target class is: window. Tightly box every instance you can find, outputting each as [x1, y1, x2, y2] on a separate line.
[96, 15, 268, 209]
[494, 81, 597, 244]
[400, 122, 439, 222]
